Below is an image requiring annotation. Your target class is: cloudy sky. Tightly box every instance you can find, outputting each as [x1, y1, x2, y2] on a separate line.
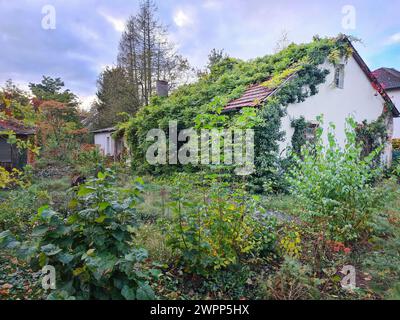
[0, 0, 399, 109]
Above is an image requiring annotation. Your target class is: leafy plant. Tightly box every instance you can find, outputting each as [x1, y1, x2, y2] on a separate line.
[0, 169, 156, 300]
[288, 116, 384, 242]
[279, 224, 302, 259]
[166, 174, 277, 275]
[0, 184, 50, 233]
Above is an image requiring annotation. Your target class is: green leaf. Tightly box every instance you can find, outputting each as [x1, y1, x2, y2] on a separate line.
[98, 202, 110, 212]
[149, 269, 162, 279]
[0, 231, 20, 249]
[95, 215, 107, 223]
[121, 285, 136, 300]
[136, 283, 154, 300]
[68, 198, 78, 209]
[32, 225, 49, 237]
[39, 252, 47, 267]
[78, 186, 96, 197]
[58, 253, 74, 265]
[97, 171, 106, 180]
[41, 244, 62, 256]
[38, 205, 49, 215]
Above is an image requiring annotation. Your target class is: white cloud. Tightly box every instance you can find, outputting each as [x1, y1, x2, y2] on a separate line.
[98, 9, 125, 33]
[173, 8, 194, 28]
[71, 23, 100, 41]
[80, 95, 97, 111]
[385, 33, 400, 45]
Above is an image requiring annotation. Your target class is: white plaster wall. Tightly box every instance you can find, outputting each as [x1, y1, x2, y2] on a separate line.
[387, 89, 400, 138]
[279, 55, 387, 155]
[94, 132, 115, 156]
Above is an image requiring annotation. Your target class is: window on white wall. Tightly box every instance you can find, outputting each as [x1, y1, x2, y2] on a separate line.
[106, 136, 110, 155]
[305, 122, 319, 143]
[334, 64, 345, 89]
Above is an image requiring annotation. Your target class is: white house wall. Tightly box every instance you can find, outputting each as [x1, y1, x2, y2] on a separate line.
[94, 132, 115, 156]
[279, 55, 388, 156]
[387, 89, 400, 138]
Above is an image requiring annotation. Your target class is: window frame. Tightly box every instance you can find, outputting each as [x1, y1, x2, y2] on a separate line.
[334, 64, 345, 89]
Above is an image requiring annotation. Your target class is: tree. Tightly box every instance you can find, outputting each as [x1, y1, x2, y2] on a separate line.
[29, 76, 80, 123]
[29, 77, 86, 163]
[207, 49, 227, 70]
[117, 0, 190, 106]
[91, 66, 139, 129]
[29, 76, 77, 105]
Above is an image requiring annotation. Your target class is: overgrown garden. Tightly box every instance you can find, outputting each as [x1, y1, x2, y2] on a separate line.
[1, 30, 400, 300]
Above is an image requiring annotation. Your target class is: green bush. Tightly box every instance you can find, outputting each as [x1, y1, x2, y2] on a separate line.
[71, 147, 107, 177]
[0, 170, 156, 300]
[288, 116, 384, 242]
[166, 174, 277, 275]
[0, 185, 50, 233]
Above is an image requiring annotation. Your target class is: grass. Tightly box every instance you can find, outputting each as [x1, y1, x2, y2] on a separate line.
[262, 194, 303, 216]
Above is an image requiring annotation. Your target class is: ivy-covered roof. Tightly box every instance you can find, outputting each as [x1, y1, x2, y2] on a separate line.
[222, 38, 399, 117]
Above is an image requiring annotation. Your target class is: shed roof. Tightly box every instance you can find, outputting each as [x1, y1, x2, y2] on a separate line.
[0, 119, 36, 135]
[90, 127, 116, 134]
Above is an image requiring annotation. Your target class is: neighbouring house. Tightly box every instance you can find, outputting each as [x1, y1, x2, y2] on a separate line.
[373, 67, 400, 139]
[92, 127, 124, 159]
[224, 40, 399, 165]
[0, 119, 36, 170]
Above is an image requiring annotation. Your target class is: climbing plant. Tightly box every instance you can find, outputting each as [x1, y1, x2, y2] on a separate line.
[290, 117, 308, 155]
[122, 34, 356, 192]
[355, 111, 388, 160]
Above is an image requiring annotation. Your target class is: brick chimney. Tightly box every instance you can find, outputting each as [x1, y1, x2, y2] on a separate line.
[156, 80, 169, 97]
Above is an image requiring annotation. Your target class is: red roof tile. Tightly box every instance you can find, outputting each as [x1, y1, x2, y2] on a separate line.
[224, 84, 275, 111]
[372, 68, 400, 90]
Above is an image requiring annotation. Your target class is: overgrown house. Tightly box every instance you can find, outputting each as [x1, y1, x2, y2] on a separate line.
[126, 36, 399, 182]
[223, 40, 399, 165]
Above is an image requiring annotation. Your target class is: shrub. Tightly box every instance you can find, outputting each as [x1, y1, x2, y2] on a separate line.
[288, 116, 384, 242]
[0, 185, 50, 233]
[0, 170, 156, 300]
[0, 167, 24, 189]
[166, 174, 277, 275]
[71, 146, 107, 177]
[278, 224, 302, 259]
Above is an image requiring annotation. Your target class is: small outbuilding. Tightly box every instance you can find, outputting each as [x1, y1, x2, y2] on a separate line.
[0, 119, 36, 170]
[91, 127, 124, 160]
